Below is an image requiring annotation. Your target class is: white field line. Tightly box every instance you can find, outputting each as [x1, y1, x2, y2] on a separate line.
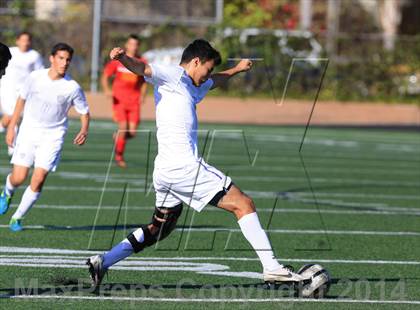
[53, 177, 420, 189]
[226, 164, 420, 176]
[0, 261, 260, 280]
[11, 204, 420, 216]
[7, 295, 420, 305]
[247, 190, 420, 202]
[271, 197, 420, 211]
[2, 247, 420, 266]
[48, 169, 420, 187]
[17, 173, 420, 188]
[24, 184, 420, 203]
[72, 141, 419, 154]
[82, 120, 415, 145]
[43, 185, 137, 192]
[59, 136, 419, 152]
[49, 161, 420, 176]
[5, 166, 419, 186]
[247, 189, 420, 202]
[69, 122, 420, 144]
[0, 224, 419, 236]
[234, 176, 420, 186]
[56, 125, 420, 144]
[0, 165, 416, 201]
[52, 157, 420, 171]
[62, 131, 420, 150]
[20, 139, 418, 160]
[180, 228, 420, 236]
[47, 151, 420, 165]
[0, 169, 143, 182]
[46, 172, 420, 187]
[5, 162, 415, 179]
[286, 192, 420, 201]
[13, 185, 419, 211]
[193, 153, 420, 164]
[0, 256, 231, 273]
[3, 181, 419, 213]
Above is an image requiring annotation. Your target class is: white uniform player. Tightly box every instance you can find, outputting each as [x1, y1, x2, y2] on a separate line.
[0, 42, 12, 78]
[0, 32, 44, 155]
[11, 68, 88, 171]
[0, 46, 44, 115]
[87, 40, 306, 287]
[147, 63, 232, 211]
[0, 43, 90, 232]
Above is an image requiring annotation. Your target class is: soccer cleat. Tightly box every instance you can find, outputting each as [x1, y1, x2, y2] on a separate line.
[9, 218, 23, 232]
[263, 265, 308, 283]
[86, 254, 106, 288]
[0, 190, 12, 215]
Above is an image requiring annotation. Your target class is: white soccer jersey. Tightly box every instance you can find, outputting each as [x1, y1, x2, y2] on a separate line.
[146, 64, 232, 211]
[0, 47, 44, 93]
[19, 69, 89, 132]
[145, 63, 213, 169]
[0, 47, 44, 115]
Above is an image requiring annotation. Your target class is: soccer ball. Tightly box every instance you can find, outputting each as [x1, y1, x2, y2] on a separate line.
[296, 264, 331, 298]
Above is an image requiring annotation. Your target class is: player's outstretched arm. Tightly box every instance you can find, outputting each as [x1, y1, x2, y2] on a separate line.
[210, 59, 252, 90]
[73, 113, 90, 146]
[6, 97, 25, 147]
[110, 47, 152, 78]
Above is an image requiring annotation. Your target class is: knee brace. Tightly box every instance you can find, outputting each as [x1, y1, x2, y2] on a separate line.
[127, 203, 183, 253]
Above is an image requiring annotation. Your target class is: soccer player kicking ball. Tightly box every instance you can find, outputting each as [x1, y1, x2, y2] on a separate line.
[87, 39, 305, 286]
[0, 32, 44, 156]
[101, 34, 148, 168]
[0, 43, 90, 231]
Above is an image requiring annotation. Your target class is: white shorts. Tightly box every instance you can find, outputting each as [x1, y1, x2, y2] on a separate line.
[11, 127, 66, 172]
[153, 159, 232, 212]
[0, 88, 19, 116]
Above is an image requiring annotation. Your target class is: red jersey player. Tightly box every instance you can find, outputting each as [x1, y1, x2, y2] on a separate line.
[102, 34, 147, 167]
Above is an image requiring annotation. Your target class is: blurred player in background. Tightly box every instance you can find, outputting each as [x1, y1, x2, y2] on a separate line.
[0, 32, 44, 155]
[0, 43, 90, 232]
[0, 42, 12, 78]
[101, 34, 147, 168]
[0, 42, 12, 122]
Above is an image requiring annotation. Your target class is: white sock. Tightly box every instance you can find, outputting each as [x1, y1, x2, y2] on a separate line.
[103, 227, 144, 269]
[5, 174, 16, 197]
[12, 186, 41, 219]
[238, 212, 281, 271]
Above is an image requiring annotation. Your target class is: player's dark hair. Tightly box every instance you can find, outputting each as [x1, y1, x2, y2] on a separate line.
[128, 34, 140, 42]
[51, 42, 74, 57]
[16, 31, 32, 40]
[0, 42, 12, 70]
[180, 39, 221, 66]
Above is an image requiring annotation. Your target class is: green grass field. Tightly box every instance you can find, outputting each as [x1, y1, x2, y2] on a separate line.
[0, 120, 419, 309]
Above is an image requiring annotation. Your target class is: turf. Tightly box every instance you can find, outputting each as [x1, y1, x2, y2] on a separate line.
[0, 120, 419, 309]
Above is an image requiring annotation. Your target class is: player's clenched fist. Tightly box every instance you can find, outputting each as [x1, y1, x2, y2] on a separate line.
[110, 47, 125, 60]
[73, 131, 88, 146]
[236, 59, 253, 72]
